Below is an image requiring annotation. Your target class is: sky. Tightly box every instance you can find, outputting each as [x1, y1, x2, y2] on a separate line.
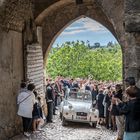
[53, 17, 118, 47]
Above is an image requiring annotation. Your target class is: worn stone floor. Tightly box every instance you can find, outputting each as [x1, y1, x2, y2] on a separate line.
[10, 113, 117, 140]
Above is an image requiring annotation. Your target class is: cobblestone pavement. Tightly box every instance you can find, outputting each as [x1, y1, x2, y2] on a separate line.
[11, 113, 117, 140]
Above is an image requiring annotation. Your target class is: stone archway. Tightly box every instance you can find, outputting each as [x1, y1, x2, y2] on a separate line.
[35, 0, 140, 86]
[35, 0, 124, 81]
[0, 0, 140, 139]
[35, 0, 118, 59]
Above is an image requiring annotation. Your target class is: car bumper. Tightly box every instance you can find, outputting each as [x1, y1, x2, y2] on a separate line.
[63, 113, 98, 123]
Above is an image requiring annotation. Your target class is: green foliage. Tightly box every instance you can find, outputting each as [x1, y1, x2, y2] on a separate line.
[46, 41, 122, 81]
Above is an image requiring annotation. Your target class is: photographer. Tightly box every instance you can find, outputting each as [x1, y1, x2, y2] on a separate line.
[114, 86, 140, 140]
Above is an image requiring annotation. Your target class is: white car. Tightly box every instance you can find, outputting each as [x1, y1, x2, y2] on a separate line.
[59, 89, 99, 127]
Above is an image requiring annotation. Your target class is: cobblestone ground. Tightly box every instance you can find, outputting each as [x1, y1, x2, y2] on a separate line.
[11, 113, 117, 140]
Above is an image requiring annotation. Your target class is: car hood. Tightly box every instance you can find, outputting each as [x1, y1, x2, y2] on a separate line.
[68, 100, 91, 112]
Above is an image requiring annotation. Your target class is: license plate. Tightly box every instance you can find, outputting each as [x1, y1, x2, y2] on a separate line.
[76, 116, 87, 120]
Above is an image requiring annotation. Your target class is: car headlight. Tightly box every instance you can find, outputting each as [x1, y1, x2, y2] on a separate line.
[89, 106, 96, 113]
[64, 101, 73, 109]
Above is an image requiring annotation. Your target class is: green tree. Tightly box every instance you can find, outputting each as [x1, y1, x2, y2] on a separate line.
[94, 42, 101, 48]
[46, 41, 122, 81]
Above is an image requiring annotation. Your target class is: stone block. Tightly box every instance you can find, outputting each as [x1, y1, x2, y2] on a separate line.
[125, 0, 140, 32]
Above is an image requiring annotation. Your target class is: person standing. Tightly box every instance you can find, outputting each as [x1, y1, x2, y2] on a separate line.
[45, 83, 55, 122]
[96, 88, 105, 125]
[32, 91, 44, 132]
[103, 86, 112, 129]
[115, 86, 140, 140]
[91, 84, 98, 107]
[17, 83, 35, 137]
[111, 84, 124, 140]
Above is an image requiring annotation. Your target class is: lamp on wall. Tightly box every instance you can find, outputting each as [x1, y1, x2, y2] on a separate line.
[76, 0, 83, 5]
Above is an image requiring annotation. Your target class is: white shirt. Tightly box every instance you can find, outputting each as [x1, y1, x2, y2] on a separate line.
[17, 90, 35, 118]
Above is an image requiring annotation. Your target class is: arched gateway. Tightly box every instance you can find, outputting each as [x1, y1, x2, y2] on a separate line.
[0, 0, 140, 139]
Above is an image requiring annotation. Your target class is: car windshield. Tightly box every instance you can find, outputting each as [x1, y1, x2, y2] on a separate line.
[68, 89, 92, 102]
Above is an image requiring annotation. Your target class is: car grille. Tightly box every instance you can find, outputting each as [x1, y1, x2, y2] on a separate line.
[76, 112, 87, 116]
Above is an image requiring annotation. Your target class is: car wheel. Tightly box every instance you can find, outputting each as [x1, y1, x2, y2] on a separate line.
[62, 116, 68, 126]
[92, 122, 97, 128]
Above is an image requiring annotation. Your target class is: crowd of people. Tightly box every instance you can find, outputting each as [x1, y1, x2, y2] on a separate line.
[17, 76, 140, 140]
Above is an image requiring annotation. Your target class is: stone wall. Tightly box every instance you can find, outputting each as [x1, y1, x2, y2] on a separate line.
[26, 44, 44, 94]
[0, 30, 23, 140]
[0, 0, 33, 32]
[34, 0, 59, 18]
[0, 1, 45, 139]
[125, 0, 140, 32]
[0, 1, 38, 139]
